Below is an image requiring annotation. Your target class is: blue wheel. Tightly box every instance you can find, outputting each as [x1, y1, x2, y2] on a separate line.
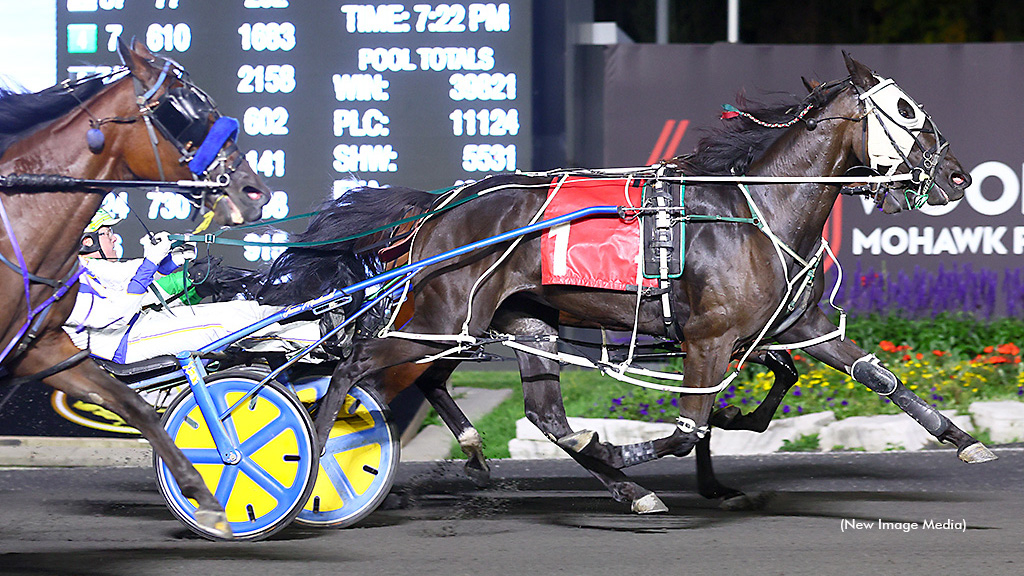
[155, 368, 318, 541]
[292, 380, 399, 528]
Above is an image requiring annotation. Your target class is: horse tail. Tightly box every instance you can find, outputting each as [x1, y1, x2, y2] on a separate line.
[184, 255, 263, 302]
[256, 185, 438, 305]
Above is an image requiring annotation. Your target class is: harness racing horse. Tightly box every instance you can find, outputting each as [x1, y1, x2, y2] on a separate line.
[0, 40, 270, 537]
[279, 53, 988, 514]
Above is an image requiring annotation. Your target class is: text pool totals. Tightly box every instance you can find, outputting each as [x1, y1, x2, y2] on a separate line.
[330, 2, 531, 199]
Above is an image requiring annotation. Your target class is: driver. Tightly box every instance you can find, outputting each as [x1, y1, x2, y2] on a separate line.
[65, 209, 315, 363]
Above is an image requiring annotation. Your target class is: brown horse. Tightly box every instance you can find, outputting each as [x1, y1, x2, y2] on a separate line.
[0, 40, 270, 538]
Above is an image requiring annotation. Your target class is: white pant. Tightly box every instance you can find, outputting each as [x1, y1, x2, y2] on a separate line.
[119, 301, 317, 363]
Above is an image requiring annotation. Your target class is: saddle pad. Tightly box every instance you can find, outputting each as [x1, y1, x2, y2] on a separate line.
[541, 177, 658, 290]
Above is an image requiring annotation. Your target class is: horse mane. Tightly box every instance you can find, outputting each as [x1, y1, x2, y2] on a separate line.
[0, 76, 107, 158]
[256, 185, 439, 305]
[677, 81, 845, 176]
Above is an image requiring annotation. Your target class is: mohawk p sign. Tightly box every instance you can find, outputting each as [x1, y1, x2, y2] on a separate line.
[850, 161, 1024, 260]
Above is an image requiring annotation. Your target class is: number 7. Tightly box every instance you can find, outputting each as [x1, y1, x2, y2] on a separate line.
[105, 24, 123, 52]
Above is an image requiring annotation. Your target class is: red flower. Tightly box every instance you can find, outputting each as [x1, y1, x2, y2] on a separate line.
[997, 343, 1020, 356]
[987, 356, 1010, 364]
[902, 354, 912, 362]
[915, 352, 924, 360]
[984, 346, 994, 353]
[932, 350, 946, 356]
[879, 340, 897, 353]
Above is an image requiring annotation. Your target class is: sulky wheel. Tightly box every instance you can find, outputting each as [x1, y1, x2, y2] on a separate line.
[155, 368, 318, 541]
[292, 380, 400, 528]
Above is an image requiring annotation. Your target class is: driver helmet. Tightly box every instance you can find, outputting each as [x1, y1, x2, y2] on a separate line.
[85, 208, 123, 233]
[81, 208, 123, 255]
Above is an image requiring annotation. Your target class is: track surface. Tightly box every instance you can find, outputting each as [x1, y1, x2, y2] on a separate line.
[2, 448, 1023, 575]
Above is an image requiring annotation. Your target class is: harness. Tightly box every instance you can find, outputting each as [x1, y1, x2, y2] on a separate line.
[366, 74, 950, 396]
[0, 61, 241, 381]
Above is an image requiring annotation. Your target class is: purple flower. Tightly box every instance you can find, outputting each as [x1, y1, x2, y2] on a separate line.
[782, 405, 791, 414]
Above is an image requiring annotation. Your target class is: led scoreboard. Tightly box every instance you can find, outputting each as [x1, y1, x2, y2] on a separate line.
[55, 0, 532, 262]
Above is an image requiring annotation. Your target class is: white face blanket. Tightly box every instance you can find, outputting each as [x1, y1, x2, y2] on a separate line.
[859, 76, 928, 174]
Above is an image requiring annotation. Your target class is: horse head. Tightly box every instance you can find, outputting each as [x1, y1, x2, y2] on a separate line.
[842, 52, 971, 213]
[116, 40, 270, 226]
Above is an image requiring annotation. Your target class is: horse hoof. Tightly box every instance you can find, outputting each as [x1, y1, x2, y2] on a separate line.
[958, 442, 998, 464]
[556, 429, 596, 453]
[720, 492, 772, 512]
[631, 493, 668, 514]
[719, 494, 755, 511]
[194, 507, 233, 540]
[465, 462, 491, 488]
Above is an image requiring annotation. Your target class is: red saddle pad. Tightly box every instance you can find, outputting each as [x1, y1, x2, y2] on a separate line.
[540, 176, 658, 290]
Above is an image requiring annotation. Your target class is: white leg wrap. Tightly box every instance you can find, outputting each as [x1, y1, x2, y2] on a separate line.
[676, 416, 709, 439]
[458, 428, 483, 453]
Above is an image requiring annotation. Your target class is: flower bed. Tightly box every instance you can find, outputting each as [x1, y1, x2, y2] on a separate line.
[579, 316, 1024, 423]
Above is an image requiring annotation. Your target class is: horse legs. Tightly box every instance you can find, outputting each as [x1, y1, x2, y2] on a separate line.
[779, 308, 996, 463]
[406, 361, 492, 487]
[315, 337, 442, 454]
[20, 335, 229, 537]
[708, 350, 799, 431]
[494, 305, 667, 513]
[692, 350, 798, 507]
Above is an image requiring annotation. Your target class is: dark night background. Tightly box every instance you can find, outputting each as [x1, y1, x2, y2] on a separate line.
[595, 0, 1024, 44]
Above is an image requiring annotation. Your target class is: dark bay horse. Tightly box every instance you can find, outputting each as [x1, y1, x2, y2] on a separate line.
[0, 40, 270, 537]
[269, 54, 988, 513]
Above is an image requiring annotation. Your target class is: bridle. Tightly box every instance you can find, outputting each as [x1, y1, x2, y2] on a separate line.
[63, 56, 243, 211]
[851, 75, 950, 210]
[723, 75, 951, 212]
[130, 56, 244, 206]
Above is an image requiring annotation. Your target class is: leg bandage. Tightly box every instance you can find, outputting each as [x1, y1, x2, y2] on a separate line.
[851, 354, 949, 437]
[850, 354, 898, 395]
